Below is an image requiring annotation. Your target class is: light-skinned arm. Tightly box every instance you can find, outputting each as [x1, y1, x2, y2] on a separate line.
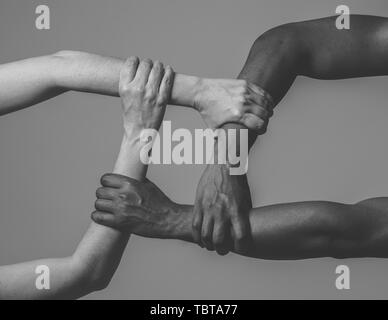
[0, 57, 170, 299]
[0, 51, 269, 130]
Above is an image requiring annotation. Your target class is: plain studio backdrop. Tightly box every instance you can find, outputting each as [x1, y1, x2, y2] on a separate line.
[0, 0, 388, 299]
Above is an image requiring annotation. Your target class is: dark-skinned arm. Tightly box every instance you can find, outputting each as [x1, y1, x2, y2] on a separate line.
[92, 175, 388, 260]
[192, 14, 388, 255]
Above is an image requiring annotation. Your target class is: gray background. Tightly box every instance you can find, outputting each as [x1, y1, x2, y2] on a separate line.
[0, 0, 387, 299]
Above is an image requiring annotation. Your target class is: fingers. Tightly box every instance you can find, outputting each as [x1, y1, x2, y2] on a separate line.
[96, 187, 117, 200]
[95, 199, 114, 212]
[158, 65, 174, 106]
[91, 211, 118, 229]
[119, 56, 139, 88]
[247, 96, 273, 119]
[201, 215, 214, 251]
[99, 173, 141, 204]
[192, 205, 204, 247]
[231, 215, 251, 253]
[231, 81, 273, 132]
[247, 83, 274, 121]
[100, 173, 129, 189]
[213, 219, 230, 256]
[133, 58, 153, 87]
[246, 102, 272, 120]
[147, 61, 164, 93]
[248, 82, 275, 108]
[241, 113, 267, 133]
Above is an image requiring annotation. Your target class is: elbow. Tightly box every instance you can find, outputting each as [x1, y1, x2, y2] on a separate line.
[247, 23, 303, 77]
[251, 23, 299, 52]
[86, 270, 114, 292]
[72, 256, 113, 294]
[50, 50, 91, 91]
[51, 50, 90, 66]
[52, 50, 87, 59]
[48, 50, 83, 90]
[88, 276, 111, 292]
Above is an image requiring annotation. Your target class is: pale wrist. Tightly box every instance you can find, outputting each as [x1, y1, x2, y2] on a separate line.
[123, 127, 142, 147]
[170, 74, 203, 110]
[119, 133, 145, 162]
[113, 134, 147, 180]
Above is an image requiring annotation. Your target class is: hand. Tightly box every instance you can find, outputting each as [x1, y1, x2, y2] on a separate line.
[192, 163, 252, 255]
[194, 78, 274, 132]
[92, 174, 188, 239]
[119, 56, 174, 135]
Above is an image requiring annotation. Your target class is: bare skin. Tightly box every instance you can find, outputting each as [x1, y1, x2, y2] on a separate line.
[0, 51, 271, 131]
[193, 15, 388, 255]
[93, 174, 388, 260]
[0, 48, 275, 298]
[0, 57, 171, 299]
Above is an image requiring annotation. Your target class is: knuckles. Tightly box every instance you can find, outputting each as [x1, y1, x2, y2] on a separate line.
[156, 97, 166, 108]
[121, 179, 135, 191]
[144, 91, 157, 104]
[118, 192, 128, 201]
[114, 190, 143, 208]
[230, 106, 243, 120]
[130, 86, 146, 96]
[127, 56, 139, 65]
[237, 79, 249, 92]
[152, 60, 163, 72]
[119, 83, 146, 98]
[115, 200, 131, 213]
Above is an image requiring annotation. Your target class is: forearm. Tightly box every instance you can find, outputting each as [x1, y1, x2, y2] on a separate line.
[246, 201, 363, 260]
[0, 51, 200, 116]
[73, 135, 147, 293]
[243, 15, 388, 92]
[0, 256, 93, 299]
[0, 227, 128, 299]
[52, 51, 200, 106]
[220, 15, 388, 156]
[199, 29, 288, 224]
[217, 23, 297, 154]
[173, 200, 382, 260]
[240, 14, 388, 106]
[0, 135, 144, 299]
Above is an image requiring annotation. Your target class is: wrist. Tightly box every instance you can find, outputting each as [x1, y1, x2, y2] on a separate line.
[192, 77, 208, 113]
[171, 74, 203, 110]
[113, 134, 147, 180]
[170, 203, 195, 243]
[123, 127, 142, 146]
